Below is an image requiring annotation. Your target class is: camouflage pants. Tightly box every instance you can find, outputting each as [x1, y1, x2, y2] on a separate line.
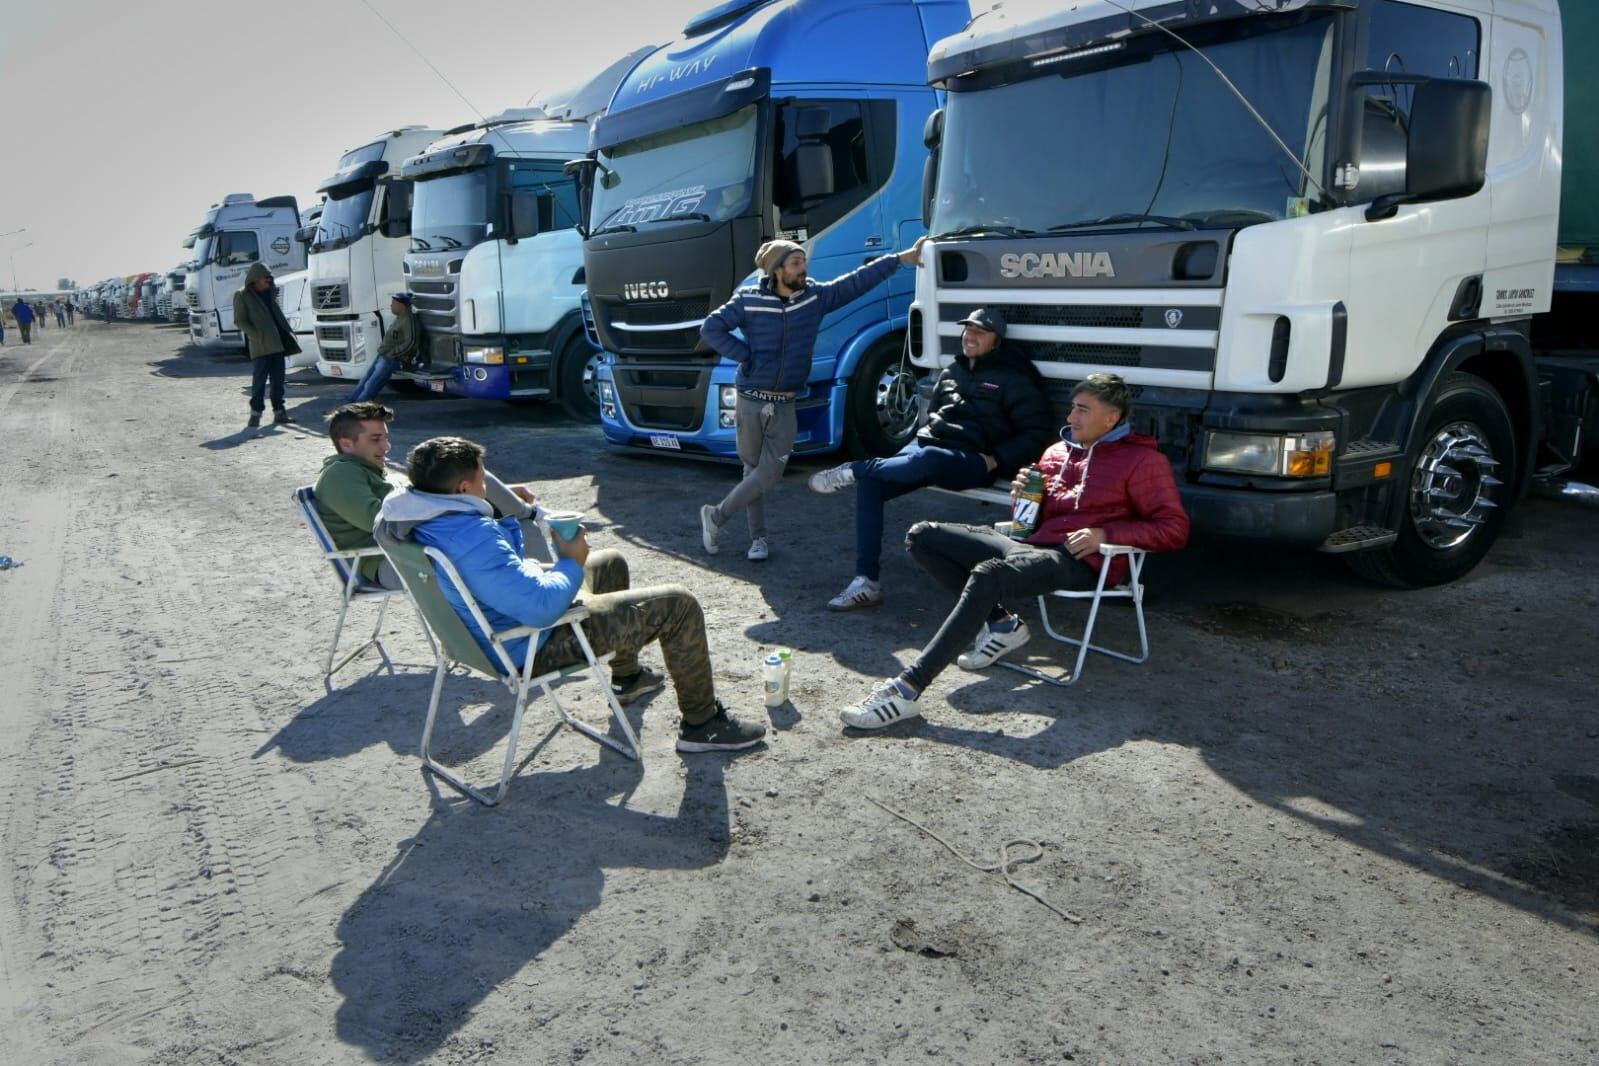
[532, 548, 717, 725]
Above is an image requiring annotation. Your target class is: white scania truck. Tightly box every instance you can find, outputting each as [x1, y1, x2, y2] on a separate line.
[184, 193, 305, 347]
[915, 0, 1593, 586]
[399, 111, 600, 415]
[302, 127, 445, 381]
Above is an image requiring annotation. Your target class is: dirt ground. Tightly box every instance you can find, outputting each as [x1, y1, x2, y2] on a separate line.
[1, 322, 1596, 1065]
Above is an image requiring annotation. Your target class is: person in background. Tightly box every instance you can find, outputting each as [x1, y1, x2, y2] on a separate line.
[345, 293, 417, 403]
[53, 301, 66, 328]
[12, 298, 34, 343]
[232, 263, 300, 428]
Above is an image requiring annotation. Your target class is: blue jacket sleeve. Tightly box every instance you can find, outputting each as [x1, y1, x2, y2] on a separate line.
[811, 255, 901, 315]
[701, 294, 752, 366]
[453, 521, 586, 632]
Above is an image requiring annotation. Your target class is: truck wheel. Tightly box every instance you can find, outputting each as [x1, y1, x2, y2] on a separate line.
[557, 337, 602, 421]
[844, 338, 920, 458]
[1346, 372, 1514, 588]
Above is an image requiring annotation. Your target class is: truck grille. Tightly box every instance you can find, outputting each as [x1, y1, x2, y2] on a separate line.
[186, 292, 199, 310]
[409, 279, 457, 331]
[597, 297, 708, 355]
[312, 283, 349, 312]
[317, 323, 353, 361]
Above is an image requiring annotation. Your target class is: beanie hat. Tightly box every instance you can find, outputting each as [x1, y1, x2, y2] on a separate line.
[755, 239, 805, 275]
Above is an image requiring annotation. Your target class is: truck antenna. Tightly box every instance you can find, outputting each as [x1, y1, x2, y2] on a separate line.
[1097, 0, 1331, 202]
[357, 0, 487, 123]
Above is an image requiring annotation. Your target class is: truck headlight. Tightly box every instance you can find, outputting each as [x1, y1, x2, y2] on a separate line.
[1204, 430, 1334, 477]
[464, 346, 504, 365]
[719, 385, 738, 408]
[719, 410, 736, 428]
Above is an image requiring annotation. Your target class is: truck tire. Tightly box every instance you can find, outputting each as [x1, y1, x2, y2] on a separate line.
[843, 337, 921, 458]
[1345, 372, 1515, 588]
[557, 336, 602, 421]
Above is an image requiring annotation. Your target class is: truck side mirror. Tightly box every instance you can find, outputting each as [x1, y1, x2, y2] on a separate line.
[510, 189, 543, 239]
[1366, 78, 1490, 221]
[379, 180, 413, 238]
[922, 108, 943, 151]
[791, 106, 835, 207]
[293, 225, 316, 245]
[921, 108, 943, 227]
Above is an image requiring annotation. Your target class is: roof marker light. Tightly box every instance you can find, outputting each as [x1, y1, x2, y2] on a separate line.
[1031, 41, 1125, 68]
[724, 76, 757, 92]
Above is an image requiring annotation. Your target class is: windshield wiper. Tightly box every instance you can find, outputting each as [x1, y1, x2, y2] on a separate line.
[644, 213, 711, 225]
[411, 237, 433, 251]
[1049, 213, 1196, 233]
[590, 223, 637, 237]
[934, 224, 1036, 240]
[435, 235, 463, 249]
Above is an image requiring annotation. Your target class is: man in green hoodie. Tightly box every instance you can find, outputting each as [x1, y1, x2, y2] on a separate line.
[233, 262, 301, 428]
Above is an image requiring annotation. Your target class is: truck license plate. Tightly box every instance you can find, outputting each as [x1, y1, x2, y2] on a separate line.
[428, 380, 447, 394]
[649, 434, 681, 450]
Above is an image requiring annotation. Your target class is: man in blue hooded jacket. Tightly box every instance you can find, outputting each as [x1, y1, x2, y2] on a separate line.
[697, 235, 928, 561]
[11, 299, 35, 343]
[379, 436, 768, 754]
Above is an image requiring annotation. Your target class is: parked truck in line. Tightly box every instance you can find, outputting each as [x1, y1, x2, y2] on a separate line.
[575, 0, 970, 459]
[398, 111, 600, 415]
[911, 0, 1591, 587]
[184, 193, 305, 347]
[300, 127, 444, 383]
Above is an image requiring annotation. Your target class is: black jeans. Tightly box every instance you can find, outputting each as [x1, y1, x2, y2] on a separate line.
[902, 521, 1096, 691]
[249, 355, 286, 413]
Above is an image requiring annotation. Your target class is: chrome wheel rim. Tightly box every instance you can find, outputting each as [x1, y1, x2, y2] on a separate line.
[1409, 420, 1503, 550]
[580, 350, 603, 408]
[875, 363, 919, 441]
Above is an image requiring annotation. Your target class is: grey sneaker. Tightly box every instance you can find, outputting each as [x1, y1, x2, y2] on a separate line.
[746, 537, 769, 561]
[700, 504, 722, 555]
[677, 702, 767, 753]
[611, 666, 665, 706]
[808, 464, 856, 494]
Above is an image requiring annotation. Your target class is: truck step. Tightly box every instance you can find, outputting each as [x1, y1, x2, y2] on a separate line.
[1318, 526, 1398, 553]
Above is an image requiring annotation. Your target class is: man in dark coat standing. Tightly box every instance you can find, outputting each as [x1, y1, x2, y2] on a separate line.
[808, 307, 1054, 610]
[12, 298, 35, 343]
[232, 262, 301, 427]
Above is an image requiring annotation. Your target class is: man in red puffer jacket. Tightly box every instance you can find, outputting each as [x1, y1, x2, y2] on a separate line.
[839, 373, 1189, 731]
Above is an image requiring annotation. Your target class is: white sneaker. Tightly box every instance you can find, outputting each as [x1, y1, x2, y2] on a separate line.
[827, 575, 882, 611]
[840, 679, 921, 730]
[747, 537, 769, 561]
[700, 504, 721, 555]
[956, 617, 1032, 670]
[808, 464, 856, 494]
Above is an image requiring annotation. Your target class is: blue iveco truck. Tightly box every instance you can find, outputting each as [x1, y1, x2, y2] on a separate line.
[575, 0, 969, 459]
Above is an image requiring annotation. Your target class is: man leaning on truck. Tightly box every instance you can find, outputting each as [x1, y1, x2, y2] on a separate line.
[697, 235, 930, 562]
[233, 263, 301, 428]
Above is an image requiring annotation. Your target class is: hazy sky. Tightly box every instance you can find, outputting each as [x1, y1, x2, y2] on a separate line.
[0, 0, 725, 289]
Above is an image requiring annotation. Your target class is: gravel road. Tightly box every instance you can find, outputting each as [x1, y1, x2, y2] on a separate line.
[1, 322, 1595, 1064]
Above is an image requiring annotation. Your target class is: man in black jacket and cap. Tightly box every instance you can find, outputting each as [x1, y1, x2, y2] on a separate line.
[809, 307, 1053, 610]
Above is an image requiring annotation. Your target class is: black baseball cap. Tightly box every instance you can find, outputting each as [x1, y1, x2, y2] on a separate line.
[956, 306, 1006, 339]
[390, 292, 414, 305]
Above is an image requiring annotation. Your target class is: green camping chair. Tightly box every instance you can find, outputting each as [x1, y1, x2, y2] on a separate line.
[375, 526, 642, 806]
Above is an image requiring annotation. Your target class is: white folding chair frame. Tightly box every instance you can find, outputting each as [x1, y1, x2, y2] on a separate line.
[997, 544, 1150, 688]
[294, 487, 431, 677]
[416, 546, 642, 807]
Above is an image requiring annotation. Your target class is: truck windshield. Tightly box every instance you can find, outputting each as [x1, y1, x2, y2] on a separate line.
[411, 167, 493, 249]
[313, 186, 375, 251]
[590, 104, 759, 233]
[933, 14, 1336, 236]
[192, 236, 214, 267]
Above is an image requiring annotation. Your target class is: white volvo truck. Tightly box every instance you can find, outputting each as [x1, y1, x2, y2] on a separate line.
[914, 0, 1591, 586]
[184, 194, 305, 347]
[301, 127, 445, 381]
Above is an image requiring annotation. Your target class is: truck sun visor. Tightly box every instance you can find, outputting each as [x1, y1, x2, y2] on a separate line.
[590, 68, 769, 153]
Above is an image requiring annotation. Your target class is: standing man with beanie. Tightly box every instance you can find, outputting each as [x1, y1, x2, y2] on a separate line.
[233, 262, 301, 428]
[808, 307, 1054, 610]
[697, 235, 929, 561]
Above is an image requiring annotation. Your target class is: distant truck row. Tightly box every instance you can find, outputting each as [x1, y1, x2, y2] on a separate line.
[108, 0, 1598, 587]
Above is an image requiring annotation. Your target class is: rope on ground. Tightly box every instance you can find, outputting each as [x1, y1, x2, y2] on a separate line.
[866, 794, 1083, 925]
